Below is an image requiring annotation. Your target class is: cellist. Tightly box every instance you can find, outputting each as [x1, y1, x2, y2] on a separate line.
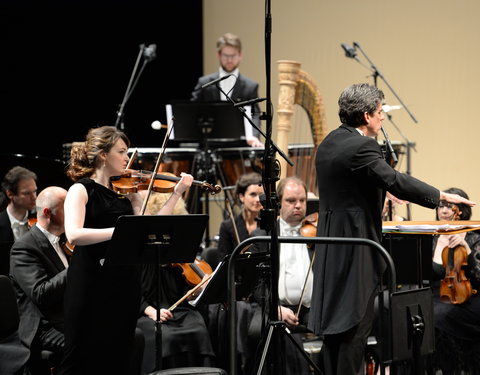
[431, 187, 480, 374]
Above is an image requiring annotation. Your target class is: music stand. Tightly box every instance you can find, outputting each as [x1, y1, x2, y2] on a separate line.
[390, 287, 434, 375]
[166, 101, 249, 147]
[191, 252, 269, 306]
[105, 214, 208, 371]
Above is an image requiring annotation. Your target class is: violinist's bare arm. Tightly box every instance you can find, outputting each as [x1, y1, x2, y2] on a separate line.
[64, 183, 114, 246]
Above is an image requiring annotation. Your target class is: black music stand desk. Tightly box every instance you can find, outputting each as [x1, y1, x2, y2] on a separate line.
[105, 214, 209, 371]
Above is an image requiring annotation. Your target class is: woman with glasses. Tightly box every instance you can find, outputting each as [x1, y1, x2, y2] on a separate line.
[431, 187, 480, 374]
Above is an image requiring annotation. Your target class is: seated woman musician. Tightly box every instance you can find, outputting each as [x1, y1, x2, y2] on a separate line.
[217, 172, 263, 258]
[430, 187, 480, 374]
[136, 192, 215, 372]
[60, 126, 193, 375]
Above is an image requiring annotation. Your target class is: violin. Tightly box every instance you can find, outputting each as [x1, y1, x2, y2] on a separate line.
[170, 258, 213, 286]
[110, 169, 222, 195]
[439, 205, 473, 304]
[59, 232, 75, 258]
[299, 212, 318, 248]
[295, 211, 318, 317]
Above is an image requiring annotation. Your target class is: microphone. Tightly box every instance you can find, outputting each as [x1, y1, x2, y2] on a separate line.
[382, 104, 402, 113]
[233, 97, 267, 107]
[143, 44, 157, 62]
[341, 43, 357, 59]
[201, 74, 234, 89]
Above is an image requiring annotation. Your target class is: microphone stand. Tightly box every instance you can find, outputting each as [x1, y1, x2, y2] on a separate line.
[353, 42, 418, 124]
[114, 44, 153, 130]
[349, 42, 418, 220]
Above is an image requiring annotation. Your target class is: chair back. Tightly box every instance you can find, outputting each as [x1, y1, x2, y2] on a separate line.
[0, 275, 20, 340]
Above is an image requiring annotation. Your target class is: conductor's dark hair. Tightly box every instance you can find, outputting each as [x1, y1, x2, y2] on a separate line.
[338, 83, 385, 127]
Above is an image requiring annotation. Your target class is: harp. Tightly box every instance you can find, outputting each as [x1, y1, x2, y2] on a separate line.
[276, 60, 328, 194]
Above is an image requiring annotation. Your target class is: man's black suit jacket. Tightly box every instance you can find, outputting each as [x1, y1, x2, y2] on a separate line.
[309, 124, 439, 336]
[10, 225, 67, 349]
[191, 72, 261, 137]
[0, 209, 15, 276]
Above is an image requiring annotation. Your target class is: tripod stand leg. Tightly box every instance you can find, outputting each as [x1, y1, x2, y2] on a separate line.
[256, 321, 324, 375]
[256, 323, 275, 375]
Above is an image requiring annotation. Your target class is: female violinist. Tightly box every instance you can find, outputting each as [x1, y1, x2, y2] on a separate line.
[431, 187, 480, 374]
[59, 126, 193, 375]
[136, 192, 215, 372]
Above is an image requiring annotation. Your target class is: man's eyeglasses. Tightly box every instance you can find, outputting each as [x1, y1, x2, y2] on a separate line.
[220, 53, 240, 60]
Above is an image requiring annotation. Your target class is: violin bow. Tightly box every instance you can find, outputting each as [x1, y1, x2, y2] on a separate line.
[140, 118, 175, 215]
[295, 252, 315, 318]
[168, 272, 214, 312]
[126, 148, 138, 169]
[226, 199, 241, 246]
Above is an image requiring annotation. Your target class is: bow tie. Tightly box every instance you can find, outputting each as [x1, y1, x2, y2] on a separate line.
[284, 226, 301, 236]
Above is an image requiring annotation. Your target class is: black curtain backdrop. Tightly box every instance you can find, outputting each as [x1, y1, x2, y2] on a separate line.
[0, 0, 203, 188]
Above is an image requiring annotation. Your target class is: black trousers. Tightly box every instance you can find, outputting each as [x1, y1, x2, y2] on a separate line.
[321, 291, 376, 375]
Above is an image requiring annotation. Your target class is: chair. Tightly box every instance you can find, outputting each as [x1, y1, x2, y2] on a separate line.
[148, 367, 227, 375]
[0, 275, 30, 374]
[0, 275, 20, 340]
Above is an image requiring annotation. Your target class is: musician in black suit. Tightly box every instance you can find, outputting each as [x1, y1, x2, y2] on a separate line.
[191, 32, 262, 147]
[308, 83, 476, 375]
[10, 186, 69, 372]
[0, 166, 37, 276]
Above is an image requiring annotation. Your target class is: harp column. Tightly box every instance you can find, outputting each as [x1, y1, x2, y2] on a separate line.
[276, 60, 301, 179]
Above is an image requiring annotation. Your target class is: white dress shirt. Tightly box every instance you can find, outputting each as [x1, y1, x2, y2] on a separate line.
[219, 67, 239, 101]
[278, 218, 313, 307]
[7, 207, 29, 240]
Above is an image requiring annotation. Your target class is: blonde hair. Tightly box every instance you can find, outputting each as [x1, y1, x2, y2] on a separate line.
[147, 192, 188, 215]
[66, 126, 130, 181]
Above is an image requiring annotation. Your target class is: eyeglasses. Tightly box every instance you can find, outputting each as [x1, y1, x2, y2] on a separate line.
[220, 53, 240, 60]
[437, 201, 457, 209]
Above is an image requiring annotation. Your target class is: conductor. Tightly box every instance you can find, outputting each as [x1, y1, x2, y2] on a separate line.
[308, 83, 476, 374]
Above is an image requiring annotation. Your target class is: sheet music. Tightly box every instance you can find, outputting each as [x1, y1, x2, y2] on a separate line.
[188, 261, 223, 307]
[383, 223, 480, 233]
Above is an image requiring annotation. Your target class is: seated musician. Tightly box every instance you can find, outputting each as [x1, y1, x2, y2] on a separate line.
[216, 172, 263, 260]
[249, 176, 315, 375]
[136, 192, 215, 372]
[0, 166, 38, 276]
[430, 187, 480, 374]
[8, 187, 67, 374]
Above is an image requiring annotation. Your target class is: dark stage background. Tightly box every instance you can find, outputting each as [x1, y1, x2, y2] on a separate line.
[0, 0, 203, 189]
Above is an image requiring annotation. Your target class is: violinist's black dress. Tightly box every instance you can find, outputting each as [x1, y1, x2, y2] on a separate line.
[431, 232, 480, 374]
[137, 264, 214, 372]
[59, 178, 141, 375]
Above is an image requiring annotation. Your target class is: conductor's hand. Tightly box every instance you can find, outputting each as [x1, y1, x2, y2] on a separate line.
[278, 306, 298, 327]
[440, 192, 476, 207]
[174, 172, 193, 195]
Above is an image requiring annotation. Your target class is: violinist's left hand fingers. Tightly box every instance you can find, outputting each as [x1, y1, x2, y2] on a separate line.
[175, 173, 193, 194]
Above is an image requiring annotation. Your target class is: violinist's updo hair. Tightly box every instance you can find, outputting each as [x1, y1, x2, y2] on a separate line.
[66, 126, 130, 182]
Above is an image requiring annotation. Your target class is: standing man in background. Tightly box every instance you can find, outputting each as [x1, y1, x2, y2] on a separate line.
[191, 32, 263, 147]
